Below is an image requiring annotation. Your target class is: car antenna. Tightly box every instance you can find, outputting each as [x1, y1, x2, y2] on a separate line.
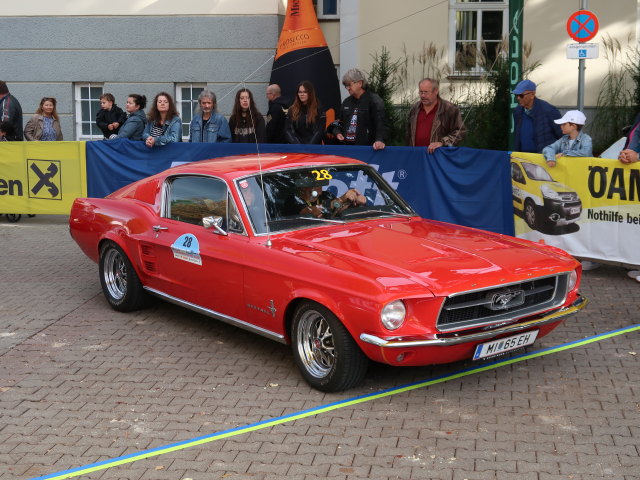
[243, 82, 272, 247]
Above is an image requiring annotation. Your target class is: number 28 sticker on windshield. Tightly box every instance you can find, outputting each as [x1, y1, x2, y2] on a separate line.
[311, 169, 333, 180]
[171, 234, 202, 266]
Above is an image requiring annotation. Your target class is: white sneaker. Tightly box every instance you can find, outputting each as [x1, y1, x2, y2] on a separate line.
[627, 270, 640, 282]
[581, 261, 600, 271]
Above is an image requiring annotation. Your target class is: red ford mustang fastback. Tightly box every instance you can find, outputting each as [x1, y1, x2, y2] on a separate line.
[69, 154, 587, 391]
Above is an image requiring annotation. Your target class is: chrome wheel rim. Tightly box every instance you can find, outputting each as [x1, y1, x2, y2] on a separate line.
[296, 309, 335, 378]
[103, 249, 127, 300]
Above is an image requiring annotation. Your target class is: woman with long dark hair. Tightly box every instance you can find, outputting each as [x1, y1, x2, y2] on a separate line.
[284, 80, 325, 144]
[229, 88, 265, 143]
[142, 92, 181, 147]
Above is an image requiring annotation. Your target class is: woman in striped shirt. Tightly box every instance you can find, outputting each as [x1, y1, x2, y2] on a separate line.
[142, 92, 181, 147]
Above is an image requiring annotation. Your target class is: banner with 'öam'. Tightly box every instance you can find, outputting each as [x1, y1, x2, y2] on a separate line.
[512, 152, 640, 265]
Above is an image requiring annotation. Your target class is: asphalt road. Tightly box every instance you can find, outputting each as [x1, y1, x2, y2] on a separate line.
[1, 214, 639, 480]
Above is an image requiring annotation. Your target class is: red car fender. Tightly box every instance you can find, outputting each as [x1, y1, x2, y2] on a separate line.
[282, 283, 380, 344]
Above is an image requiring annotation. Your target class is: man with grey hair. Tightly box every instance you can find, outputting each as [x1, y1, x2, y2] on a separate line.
[406, 78, 466, 153]
[0, 81, 23, 141]
[328, 68, 387, 149]
[188, 89, 231, 143]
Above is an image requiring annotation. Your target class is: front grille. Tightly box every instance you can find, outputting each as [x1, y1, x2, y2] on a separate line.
[437, 274, 568, 332]
[559, 192, 578, 202]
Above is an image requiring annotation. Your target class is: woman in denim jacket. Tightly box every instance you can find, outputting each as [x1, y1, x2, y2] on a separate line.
[188, 89, 231, 143]
[142, 92, 182, 147]
[114, 94, 147, 141]
[542, 110, 592, 167]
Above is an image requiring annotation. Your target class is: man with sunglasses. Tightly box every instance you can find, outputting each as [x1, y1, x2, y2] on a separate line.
[512, 79, 561, 153]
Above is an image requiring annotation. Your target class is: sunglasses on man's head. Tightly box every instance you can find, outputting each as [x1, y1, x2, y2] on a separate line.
[515, 92, 533, 99]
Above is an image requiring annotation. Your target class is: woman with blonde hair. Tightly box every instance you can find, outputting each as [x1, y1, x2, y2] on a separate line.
[285, 80, 325, 144]
[24, 97, 63, 141]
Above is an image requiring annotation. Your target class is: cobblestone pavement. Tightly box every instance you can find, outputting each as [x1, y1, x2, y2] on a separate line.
[1, 215, 639, 480]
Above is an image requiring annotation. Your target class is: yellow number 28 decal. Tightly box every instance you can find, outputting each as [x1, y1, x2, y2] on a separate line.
[312, 169, 333, 180]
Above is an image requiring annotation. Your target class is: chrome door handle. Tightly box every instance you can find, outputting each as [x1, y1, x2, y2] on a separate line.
[152, 225, 168, 232]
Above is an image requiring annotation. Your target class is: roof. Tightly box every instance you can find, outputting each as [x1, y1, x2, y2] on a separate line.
[166, 153, 365, 180]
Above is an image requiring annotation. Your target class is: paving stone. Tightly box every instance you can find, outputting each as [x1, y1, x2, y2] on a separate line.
[1, 216, 639, 480]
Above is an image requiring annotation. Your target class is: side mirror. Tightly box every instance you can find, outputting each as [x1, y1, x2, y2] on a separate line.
[203, 216, 228, 236]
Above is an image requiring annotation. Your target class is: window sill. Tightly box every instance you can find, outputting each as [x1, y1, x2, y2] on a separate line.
[447, 73, 487, 81]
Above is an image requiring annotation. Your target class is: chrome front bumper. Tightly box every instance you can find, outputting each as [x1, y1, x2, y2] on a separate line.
[360, 295, 588, 348]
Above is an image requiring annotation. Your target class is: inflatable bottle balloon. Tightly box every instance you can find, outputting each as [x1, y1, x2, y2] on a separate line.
[269, 0, 341, 126]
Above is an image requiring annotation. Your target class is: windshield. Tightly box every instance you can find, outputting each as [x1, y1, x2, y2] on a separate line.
[521, 162, 555, 182]
[236, 164, 415, 234]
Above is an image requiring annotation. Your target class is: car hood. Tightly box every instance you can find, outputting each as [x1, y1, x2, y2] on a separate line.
[539, 180, 574, 193]
[279, 217, 576, 297]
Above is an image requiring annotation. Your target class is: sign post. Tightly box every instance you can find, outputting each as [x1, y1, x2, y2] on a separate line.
[508, 0, 524, 150]
[566, 3, 599, 111]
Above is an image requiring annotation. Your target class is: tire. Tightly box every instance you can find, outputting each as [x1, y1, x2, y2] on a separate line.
[291, 302, 369, 392]
[524, 200, 538, 230]
[6, 214, 21, 223]
[99, 242, 148, 312]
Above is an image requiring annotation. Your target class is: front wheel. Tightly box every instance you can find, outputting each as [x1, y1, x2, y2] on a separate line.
[99, 242, 148, 312]
[291, 302, 368, 392]
[524, 200, 539, 230]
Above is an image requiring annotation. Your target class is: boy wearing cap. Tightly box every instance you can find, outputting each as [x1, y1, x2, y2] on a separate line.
[541, 110, 592, 167]
[512, 79, 562, 153]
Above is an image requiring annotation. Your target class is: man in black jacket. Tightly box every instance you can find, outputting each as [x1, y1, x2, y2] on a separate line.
[0, 81, 23, 141]
[328, 68, 387, 150]
[265, 84, 290, 143]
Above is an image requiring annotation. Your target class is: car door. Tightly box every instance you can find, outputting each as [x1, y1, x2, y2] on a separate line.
[145, 174, 247, 319]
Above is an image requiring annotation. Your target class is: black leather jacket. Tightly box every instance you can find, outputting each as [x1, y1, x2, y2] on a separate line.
[328, 90, 387, 145]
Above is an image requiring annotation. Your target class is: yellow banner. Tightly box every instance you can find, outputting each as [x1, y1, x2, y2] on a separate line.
[0, 141, 87, 215]
[511, 152, 640, 265]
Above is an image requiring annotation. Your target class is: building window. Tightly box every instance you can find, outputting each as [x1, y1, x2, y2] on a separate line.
[176, 84, 205, 140]
[449, 0, 508, 75]
[74, 83, 104, 140]
[315, 0, 339, 19]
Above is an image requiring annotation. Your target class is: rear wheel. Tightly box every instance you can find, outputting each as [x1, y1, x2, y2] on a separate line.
[6, 214, 21, 223]
[291, 302, 368, 392]
[99, 242, 148, 312]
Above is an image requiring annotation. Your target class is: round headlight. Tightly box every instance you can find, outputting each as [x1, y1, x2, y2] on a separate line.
[381, 300, 406, 330]
[568, 269, 578, 291]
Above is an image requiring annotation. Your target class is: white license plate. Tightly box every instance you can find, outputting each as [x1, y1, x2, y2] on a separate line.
[473, 330, 539, 360]
[570, 207, 580, 214]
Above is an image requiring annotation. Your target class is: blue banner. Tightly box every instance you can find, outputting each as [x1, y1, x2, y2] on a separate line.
[86, 139, 513, 235]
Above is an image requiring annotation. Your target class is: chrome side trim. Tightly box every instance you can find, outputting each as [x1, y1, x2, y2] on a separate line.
[144, 287, 287, 344]
[360, 296, 587, 348]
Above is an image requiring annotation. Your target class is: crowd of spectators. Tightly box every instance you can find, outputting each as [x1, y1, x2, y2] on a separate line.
[1, 75, 639, 280]
[0, 75, 637, 164]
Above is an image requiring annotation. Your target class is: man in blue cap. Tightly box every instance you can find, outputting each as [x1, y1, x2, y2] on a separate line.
[512, 79, 561, 153]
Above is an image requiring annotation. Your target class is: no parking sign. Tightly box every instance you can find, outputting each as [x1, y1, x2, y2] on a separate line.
[567, 10, 599, 43]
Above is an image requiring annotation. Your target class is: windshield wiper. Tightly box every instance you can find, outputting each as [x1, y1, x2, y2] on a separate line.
[340, 208, 412, 219]
[277, 215, 346, 224]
